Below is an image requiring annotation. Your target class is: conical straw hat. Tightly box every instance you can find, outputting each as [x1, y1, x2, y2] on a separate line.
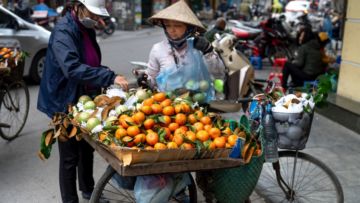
[148, 0, 206, 32]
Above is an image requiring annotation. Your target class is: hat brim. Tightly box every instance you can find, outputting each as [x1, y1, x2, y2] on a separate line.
[148, 17, 206, 33]
[85, 5, 109, 17]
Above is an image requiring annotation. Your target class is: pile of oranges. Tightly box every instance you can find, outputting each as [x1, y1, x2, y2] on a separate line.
[97, 92, 247, 151]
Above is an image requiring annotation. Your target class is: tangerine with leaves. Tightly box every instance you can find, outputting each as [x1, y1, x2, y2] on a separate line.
[99, 132, 108, 142]
[168, 122, 179, 132]
[181, 103, 191, 114]
[194, 110, 204, 119]
[175, 113, 187, 126]
[127, 125, 140, 137]
[167, 141, 178, 149]
[193, 122, 204, 132]
[204, 124, 212, 132]
[209, 127, 221, 139]
[142, 98, 154, 106]
[141, 105, 152, 115]
[204, 140, 216, 150]
[222, 127, 232, 136]
[151, 103, 163, 114]
[154, 142, 167, 150]
[227, 134, 239, 147]
[146, 131, 159, 146]
[181, 143, 194, 150]
[174, 104, 183, 114]
[174, 128, 186, 137]
[185, 131, 196, 142]
[196, 130, 209, 142]
[121, 117, 135, 129]
[115, 128, 127, 140]
[145, 145, 154, 150]
[153, 92, 167, 102]
[172, 134, 184, 146]
[160, 98, 172, 107]
[187, 114, 197, 124]
[200, 116, 212, 125]
[162, 106, 175, 116]
[132, 111, 145, 124]
[160, 115, 171, 127]
[213, 136, 226, 148]
[134, 133, 146, 144]
[143, 118, 155, 130]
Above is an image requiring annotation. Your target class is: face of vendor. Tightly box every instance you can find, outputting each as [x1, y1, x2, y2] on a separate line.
[163, 20, 187, 40]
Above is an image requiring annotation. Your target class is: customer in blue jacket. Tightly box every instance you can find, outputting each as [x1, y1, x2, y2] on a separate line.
[37, 0, 127, 202]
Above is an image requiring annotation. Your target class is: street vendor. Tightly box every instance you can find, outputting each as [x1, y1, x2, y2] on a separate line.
[140, 0, 226, 95]
[114, 1, 225, 202]
[37, 0, 128, 202]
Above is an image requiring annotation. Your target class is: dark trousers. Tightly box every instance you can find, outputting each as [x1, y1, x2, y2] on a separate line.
[282, 62, 317, 89]
[58, 137, 95, 203]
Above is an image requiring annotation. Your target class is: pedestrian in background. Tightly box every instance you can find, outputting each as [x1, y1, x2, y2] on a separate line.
[37, 0, 128, 202]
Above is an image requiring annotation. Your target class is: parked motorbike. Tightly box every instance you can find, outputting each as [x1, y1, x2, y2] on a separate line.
[96, 16, 117, 37]
[232, 17, 295, 64]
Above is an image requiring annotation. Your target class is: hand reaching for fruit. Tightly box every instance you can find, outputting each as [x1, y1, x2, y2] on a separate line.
[114, 75, 128, 91]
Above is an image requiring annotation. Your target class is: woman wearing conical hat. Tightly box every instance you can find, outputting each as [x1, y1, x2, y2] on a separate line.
[142, 0, 226, 94]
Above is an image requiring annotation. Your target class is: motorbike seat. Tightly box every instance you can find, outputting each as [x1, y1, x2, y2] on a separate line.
[232, 27, 262, 39]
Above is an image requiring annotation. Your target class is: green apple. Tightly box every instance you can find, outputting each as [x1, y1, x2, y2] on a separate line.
[78, 95, 92, 104]
[214, 79, 224, 93]
[83, 101, 96, 110]
[199, 80, 210, 92]
[86, 117, 101, 131]
[115, 105, 128, 114]
[77, 112, 90, 123]
[192, 92, 206, 103]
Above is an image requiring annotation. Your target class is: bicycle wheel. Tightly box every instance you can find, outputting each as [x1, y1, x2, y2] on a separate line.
[90, 166, 197, 203]
[0, 81, 30, 140]
[255, 150, 344, 203]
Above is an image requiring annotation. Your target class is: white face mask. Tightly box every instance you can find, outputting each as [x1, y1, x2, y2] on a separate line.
[79, 17, 97, 29]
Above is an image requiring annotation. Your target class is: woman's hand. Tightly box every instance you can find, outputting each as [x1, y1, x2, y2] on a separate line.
[114, 75, 128, 91]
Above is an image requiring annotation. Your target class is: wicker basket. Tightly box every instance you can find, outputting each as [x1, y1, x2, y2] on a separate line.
[1, 60, 24, 84]
[196, 136, 265, 203]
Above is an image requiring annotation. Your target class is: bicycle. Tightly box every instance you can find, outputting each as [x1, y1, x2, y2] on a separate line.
[254, 91, 344, 202]
[0, 65, 30, 141]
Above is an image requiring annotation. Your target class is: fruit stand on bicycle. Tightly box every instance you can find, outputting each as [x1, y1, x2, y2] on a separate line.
[0, 39, 29, 141]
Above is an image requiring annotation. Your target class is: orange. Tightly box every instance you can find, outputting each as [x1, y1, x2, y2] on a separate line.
[168, 122, 179, 132]
[162, 106, 175, 116]
[225, 143, 232, 148]
[141, 105, 152, 115]
[115, 128, 127, 140]
[119, 114, 129, 123]
[174, 104, 183, 114]
[187, 114, 197, 124]
[146, 132, 159, 146]
[162, 127, 172, 139]
[185, 131, 196, 142]
[154, 142, 167, 150]
[175, 113, 187, 126]
[143, 118, 155, 130]
[180, 143, 194, 150]
[167, 142, 178, 149]
[99, 132, 108, 142]
[203, 140, 216, 150]
[121, 117, 135, 129]
[172, 134, 184, 146]
[213, 137, 226, 148]
[227, 134, 238, 147]
[151, 103, 163, 114]
[127, 125, 140, 137]
[110, 142, 117, 147]
[160, 115, 171, 127]
[208, 127, 221, 139]
[196, 130, 209, 142]
[142, 98, 154, 106]
[122, 136, 134, 147]
[174, 128, 186, 137]
[193, 122, 204, 132]
[194, 110, 204, 119]
[133, 133, 146, 144]
[222, 127, 232, 136]
[200, 116, 212, 125]
[160, 98, 172, 107]
[153, 92, 167, 102]
[132, 111, 145, 124]
[145, 145, 154, 150]
[179, 126, 188, 132]
[181, 103, 191, 114]
[204, 124, 212, 132]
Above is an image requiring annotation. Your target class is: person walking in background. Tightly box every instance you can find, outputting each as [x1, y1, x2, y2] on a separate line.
[37, 0, 128, 202]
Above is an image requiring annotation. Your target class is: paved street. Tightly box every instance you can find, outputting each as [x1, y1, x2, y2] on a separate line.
[0, 28, 359, 203]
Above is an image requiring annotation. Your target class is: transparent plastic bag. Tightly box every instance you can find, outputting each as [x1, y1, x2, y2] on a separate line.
[156, 38, 215, 102]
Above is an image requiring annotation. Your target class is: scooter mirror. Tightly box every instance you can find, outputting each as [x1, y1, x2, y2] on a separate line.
[215, 33, 221, 41]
